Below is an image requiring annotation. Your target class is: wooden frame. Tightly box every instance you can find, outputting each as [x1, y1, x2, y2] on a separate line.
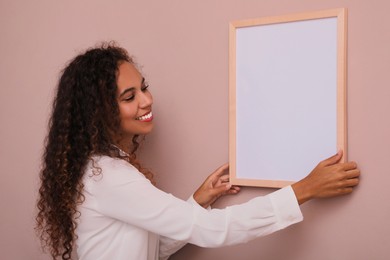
[229, 8, 347, 188]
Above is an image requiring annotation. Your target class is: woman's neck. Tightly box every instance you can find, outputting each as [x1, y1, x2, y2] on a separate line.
[115, 138, 133, 155]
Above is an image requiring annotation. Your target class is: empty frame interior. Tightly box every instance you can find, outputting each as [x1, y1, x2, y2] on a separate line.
[229, 9, 347, 188]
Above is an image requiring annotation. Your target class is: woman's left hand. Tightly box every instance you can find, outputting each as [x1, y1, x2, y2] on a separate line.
[193, 163, 240, 208]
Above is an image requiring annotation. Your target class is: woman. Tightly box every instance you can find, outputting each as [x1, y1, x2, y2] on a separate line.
[36, 43, 360, 260]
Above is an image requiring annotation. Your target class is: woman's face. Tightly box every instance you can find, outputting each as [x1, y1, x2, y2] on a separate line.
[116, 62, 154, 138]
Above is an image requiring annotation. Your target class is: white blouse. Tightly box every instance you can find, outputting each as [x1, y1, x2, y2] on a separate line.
[76, 156, 303, 260]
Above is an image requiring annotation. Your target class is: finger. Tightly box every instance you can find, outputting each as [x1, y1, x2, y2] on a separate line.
[320, 150, 343, 167]
[225, 188, 240, 195]
[334, 176, 359, 190]
[336, 187, 354, 196]
[224, 185, 241, 194]
[340, 161, 358, 171]
[204, 164, 229, 183]
[209, 166, 230, 186]
[231, 186, 241, 192]
[211, 183, 232, 196]
[333, 187, 355, 196]
[343, 178, 359, 187]
[219, 175, 230, 183]
[210, 163, 229, 178]
[345, 169, 360, 179]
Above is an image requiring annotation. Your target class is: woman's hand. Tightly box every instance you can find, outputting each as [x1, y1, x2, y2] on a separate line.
[193, 163, 241, 208]
[292, 150, 360, 205]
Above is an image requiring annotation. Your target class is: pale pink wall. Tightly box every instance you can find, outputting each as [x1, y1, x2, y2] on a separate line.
[1, 0, 389, 259]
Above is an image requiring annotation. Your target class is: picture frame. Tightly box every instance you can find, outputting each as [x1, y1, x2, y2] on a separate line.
[229, 8, 347, 188]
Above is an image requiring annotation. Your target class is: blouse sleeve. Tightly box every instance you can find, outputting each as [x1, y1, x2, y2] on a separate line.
[90, 157, 303, 249]
[158, 195, 210, 259]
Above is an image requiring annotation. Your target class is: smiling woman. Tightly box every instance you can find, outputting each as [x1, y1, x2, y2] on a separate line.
[116, 62, 154, 140]
[36, 42, 359, 260]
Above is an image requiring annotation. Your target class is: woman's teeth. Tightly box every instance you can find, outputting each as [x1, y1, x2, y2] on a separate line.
[137, 112, 152, 121]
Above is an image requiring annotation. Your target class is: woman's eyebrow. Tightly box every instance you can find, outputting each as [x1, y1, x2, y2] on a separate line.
[118, 78, 145, 98]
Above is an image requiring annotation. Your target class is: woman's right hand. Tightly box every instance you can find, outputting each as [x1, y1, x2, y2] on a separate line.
[193, 164, 241, 208]
[292, 150, 360, 205]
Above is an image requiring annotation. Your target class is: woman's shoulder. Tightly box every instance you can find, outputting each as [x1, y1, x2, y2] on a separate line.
[89, 154, 134, 169]
[84, 155, 146, 184]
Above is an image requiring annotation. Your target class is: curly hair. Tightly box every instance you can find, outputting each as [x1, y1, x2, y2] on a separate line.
[36, 42, 153, 259]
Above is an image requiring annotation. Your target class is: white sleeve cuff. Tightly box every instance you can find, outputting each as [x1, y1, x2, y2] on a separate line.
[187, 195, 211, 211]
[268, 185, 303, 229]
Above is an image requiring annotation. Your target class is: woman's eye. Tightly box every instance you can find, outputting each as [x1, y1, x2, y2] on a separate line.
[141, 84, 150, 92]
[124, 95, 135, 101]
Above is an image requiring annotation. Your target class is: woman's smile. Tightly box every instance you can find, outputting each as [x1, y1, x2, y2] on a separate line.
[136, 111, 153, 122]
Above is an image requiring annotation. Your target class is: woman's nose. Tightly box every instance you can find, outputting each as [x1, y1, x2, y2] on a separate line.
[139, 91, 153, 108]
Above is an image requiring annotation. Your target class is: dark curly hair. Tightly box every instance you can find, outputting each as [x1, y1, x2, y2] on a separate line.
[36, 42, 153, 259]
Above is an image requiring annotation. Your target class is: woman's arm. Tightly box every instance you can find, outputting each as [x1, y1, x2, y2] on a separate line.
[194, 150, 360, 207]
[158, 150, 360, 258]
[159, 166, 240, 258]
[90, 157, 302, 248]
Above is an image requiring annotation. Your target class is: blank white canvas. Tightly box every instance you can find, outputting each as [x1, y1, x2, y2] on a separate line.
[235, 17, 337, 181]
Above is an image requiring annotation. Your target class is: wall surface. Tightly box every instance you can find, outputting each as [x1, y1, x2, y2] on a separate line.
[1, 0, 389, 259]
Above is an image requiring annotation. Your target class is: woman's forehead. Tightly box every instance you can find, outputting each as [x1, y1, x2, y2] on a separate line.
[116, 62, 143, 90]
